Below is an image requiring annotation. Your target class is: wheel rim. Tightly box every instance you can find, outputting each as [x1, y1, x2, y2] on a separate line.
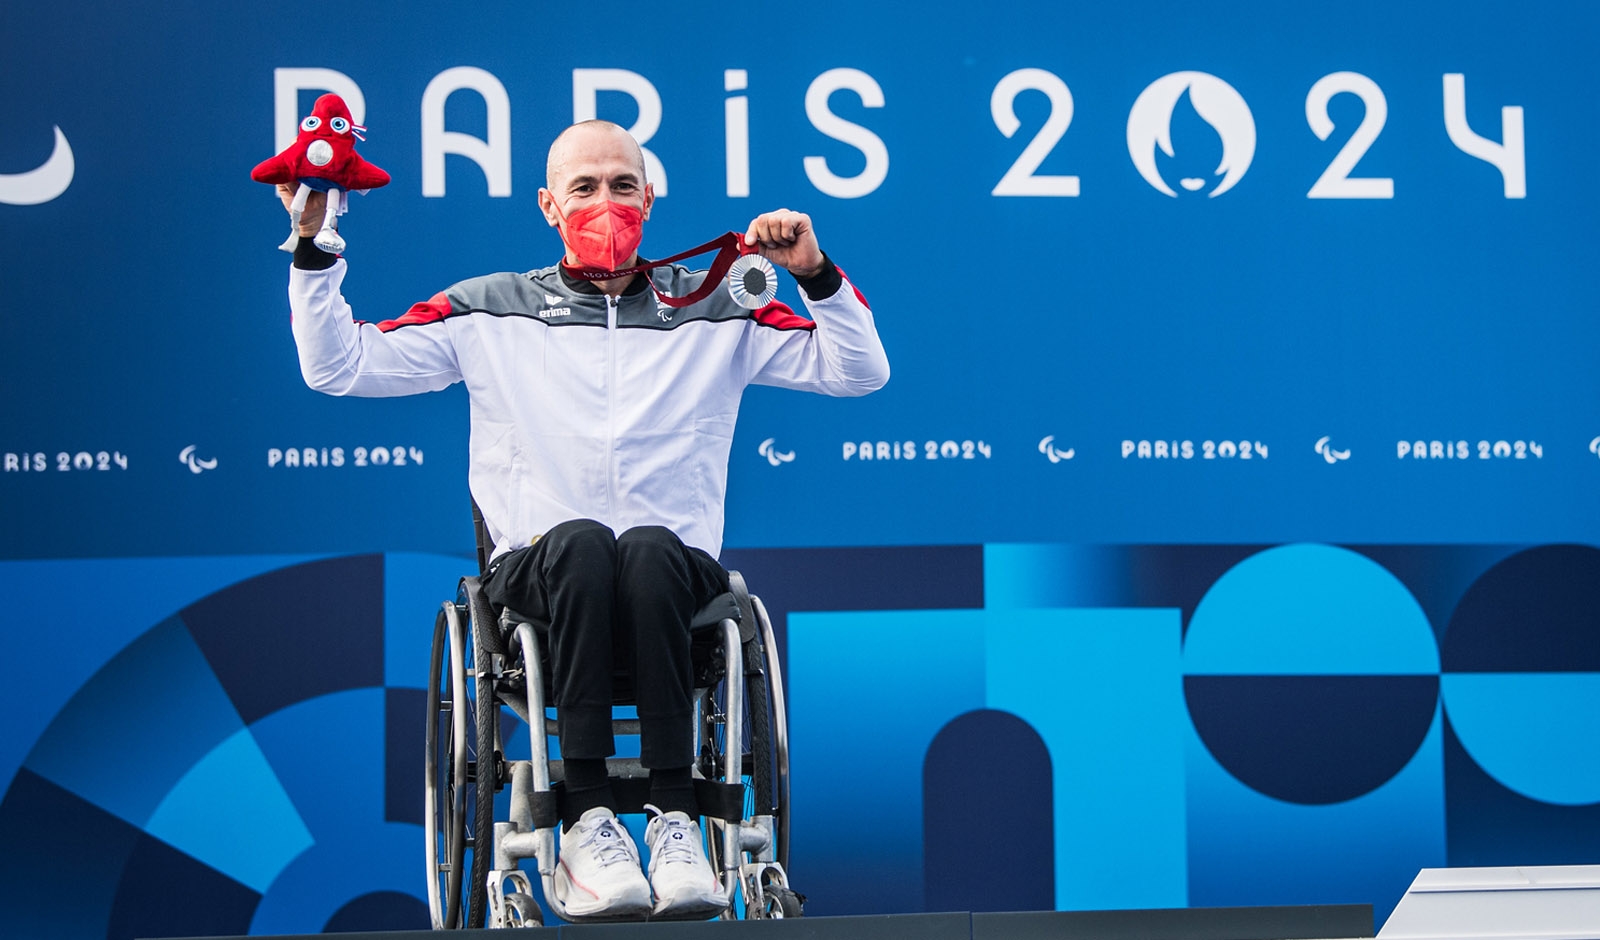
[424, 610, 446, 926]
[425, 603, 470, 928]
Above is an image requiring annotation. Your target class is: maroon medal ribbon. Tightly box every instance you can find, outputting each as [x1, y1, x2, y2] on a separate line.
[562, 231, 760, 308]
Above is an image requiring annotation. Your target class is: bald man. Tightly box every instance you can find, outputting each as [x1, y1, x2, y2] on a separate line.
[279, 120, 888, 920]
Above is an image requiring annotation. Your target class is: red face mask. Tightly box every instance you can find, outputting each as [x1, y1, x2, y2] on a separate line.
[555, 199, 644, 272]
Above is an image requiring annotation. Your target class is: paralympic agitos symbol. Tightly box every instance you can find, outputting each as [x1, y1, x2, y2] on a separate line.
[0, 126, 74, 206]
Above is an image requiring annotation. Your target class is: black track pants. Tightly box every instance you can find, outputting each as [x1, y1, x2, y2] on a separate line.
[483, 519, 729, 768]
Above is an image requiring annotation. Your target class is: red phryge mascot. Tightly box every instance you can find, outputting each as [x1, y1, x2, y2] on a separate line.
[252, 93, 389, 254]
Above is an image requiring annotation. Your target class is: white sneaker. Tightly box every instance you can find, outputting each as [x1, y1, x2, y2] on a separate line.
[552, 807, 651, 919]
[644, 804, 728, 918]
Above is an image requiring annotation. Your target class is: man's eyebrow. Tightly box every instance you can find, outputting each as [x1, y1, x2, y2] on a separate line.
[564, 170, 641, 190]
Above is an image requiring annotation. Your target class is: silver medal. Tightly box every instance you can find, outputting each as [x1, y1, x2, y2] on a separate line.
[726, 254, 778, 309]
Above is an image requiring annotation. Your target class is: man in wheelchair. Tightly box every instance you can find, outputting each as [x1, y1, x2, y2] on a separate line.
[275, 120, 890, 920]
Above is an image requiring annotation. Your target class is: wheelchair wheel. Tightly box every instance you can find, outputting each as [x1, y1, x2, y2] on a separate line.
[503, 892, 543, 927]
[759, 871, 804, 919]
[730, 595, 791, 870]
[425, 605, 468, 928]
[700, 593, 796, 918]
[770, 887, 804, 918]
[425, 591, 502, 930]
[743, 622, 776, 815]
[463, 579, 502, 929]
[752, 595, 792, 871]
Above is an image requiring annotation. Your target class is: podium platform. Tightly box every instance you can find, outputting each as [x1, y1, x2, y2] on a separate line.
[148, 903, 1373, 940]
[1378, 865, 1600, 940]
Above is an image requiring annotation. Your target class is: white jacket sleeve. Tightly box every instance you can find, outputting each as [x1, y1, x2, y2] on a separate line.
[743, 268, 890, 396]
[288, 259, 462, 397]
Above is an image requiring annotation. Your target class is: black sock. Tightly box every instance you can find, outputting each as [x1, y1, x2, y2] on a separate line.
[562, 758, 614, 828]
[648, 765, 698, 818]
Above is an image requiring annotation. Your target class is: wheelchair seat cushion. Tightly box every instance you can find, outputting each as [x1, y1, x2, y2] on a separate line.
[500, 591, 739, 635]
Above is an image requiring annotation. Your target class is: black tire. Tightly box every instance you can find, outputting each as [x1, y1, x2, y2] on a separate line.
[425, 605, 468, 928]
[698, 678, 735, 889]
[464, 579, 501, 928]
[730, 574, 778, 834]
[767, 886, 804, 919]
[752, 595, 791, 872]
[743, 628, 776, 817]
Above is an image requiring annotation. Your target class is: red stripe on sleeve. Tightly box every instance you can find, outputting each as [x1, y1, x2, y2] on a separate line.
[835, 265, 870, 309]
[375, 292, 453, 332]
[753, 300, 816, 332]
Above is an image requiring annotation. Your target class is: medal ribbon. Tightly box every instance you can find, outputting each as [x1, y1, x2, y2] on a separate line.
[562, 231, 760, 308]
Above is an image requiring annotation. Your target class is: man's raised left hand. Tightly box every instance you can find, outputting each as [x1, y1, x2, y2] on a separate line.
[744, 209, 826, 279]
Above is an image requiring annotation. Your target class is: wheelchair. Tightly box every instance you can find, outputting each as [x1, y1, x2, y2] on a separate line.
[423, 515, 801, 928]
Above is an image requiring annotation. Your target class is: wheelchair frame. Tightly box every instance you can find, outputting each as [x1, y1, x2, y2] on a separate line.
[424, 567, 800, 928]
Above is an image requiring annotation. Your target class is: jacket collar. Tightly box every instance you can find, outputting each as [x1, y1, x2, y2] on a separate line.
[558, 261, 653, 297]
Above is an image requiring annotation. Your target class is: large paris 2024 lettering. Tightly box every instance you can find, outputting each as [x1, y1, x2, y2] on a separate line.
[272, 66, 1524, 204]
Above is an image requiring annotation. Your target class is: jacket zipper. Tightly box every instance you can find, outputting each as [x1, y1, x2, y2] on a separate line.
[605, 293, 619, 518]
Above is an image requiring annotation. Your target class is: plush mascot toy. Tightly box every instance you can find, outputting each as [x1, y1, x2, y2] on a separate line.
[252, 93, 390, 253]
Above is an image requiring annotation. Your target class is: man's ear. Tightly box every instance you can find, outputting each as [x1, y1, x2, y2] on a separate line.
[641, 182, 655, 222]
[537, 188, 561, 227]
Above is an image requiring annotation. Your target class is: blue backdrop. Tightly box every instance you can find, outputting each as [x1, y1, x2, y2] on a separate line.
[2, 1, 1597, 936]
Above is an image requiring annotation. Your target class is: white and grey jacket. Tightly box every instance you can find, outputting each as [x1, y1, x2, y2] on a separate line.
[287, 251, 889, 559]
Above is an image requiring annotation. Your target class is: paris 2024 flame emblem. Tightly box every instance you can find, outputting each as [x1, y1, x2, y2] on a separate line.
[1126, 71, 1256, 198]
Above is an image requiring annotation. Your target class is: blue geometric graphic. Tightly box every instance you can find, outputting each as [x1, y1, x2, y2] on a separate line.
[1181, 544, 1447, 927]
[1442, 712, 1600, 867]
[923, 709, 1054, 913]
[790, 605, 1185, 915]
[0, 770, 146, 940]
[145, 725, 314, 893]
[1440, 544, 1600, 863]
[1440, 544, 1600, 804]
[0, 555, 434, 937]
[1442, 673, 1600, 806]
[246, 690, 423, 934]
[382, 552, 478, 689]
[22, 617, 263, 833]
[1441, 544, 1600, 672]
[7, 540, 1600, 936]
[1185, 703, 1446, 926]
[0, 555, 319, 802]
[1184, 544, 1439, 676]
[181, 555, 387, 724]
[1183, 545, 1439, 805]
[1185, 674, 1439, 805]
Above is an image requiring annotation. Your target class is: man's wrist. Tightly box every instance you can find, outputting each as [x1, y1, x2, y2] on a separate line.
[792, 253, 841, 301]
[293, 237, 338, 270]
[786, 258, 825, 279]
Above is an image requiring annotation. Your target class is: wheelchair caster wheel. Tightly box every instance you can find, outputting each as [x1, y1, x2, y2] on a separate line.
[504, 892, 543, 927]
[764, 886, 803, 919]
